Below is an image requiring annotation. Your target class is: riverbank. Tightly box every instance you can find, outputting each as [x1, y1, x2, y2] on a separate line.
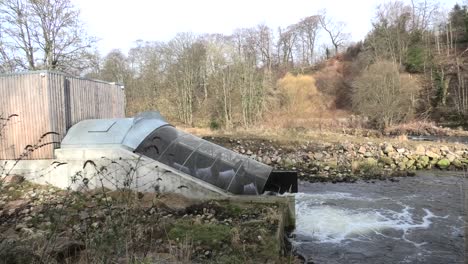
[0, 179, 297, 263]
[200, 130, 468, 182]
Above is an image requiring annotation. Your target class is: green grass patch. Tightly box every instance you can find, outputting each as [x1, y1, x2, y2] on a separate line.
[168, 220, 231, 248]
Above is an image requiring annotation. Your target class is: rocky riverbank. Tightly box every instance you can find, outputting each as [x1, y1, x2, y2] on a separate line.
[206, 136, 468, 183]
[0, 177, 295, 263]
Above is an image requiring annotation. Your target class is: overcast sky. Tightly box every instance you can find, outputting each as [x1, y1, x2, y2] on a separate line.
[73, 0, 460, 55]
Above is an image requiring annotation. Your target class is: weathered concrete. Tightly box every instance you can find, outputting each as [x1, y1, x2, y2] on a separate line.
[2, 146, 229, 200]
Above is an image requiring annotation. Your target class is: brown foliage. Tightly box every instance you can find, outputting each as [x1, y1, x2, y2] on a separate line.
[352, 61, 422, 129]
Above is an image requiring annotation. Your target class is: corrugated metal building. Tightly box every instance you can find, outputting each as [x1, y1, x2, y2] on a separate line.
[0, 71, 125, 159]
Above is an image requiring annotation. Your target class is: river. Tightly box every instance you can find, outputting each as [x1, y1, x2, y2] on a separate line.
[291, 172, 467, 264]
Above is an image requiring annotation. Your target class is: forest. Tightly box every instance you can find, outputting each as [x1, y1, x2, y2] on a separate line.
[1, 0, 468, 132]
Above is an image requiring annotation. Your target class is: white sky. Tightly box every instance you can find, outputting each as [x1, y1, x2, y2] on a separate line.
[73, 0, 460, 55]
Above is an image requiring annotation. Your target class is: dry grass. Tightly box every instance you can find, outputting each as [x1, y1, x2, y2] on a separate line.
[181, 124, 468, 152]
[384, 121, 468, 136]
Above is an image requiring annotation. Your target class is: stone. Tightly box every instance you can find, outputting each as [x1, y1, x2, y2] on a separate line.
[430, 148, 441, 154]
[437, 159, 450, 169]
[425, 151, 440, 160]
[406, 159, 415, 168]
[358, 146, 367, 154]
[15, 223, 27, 231]
[79, 211, 89, 220]
[382, 143, 394, 154]
[314, 152, 324, 160]
[396, 148, 406, 153]
[379, 156, 393, 166]
[440, 146, 450, 153]
[446, 154, 456, 162]
[364, 152, 373, 158]
[283, 158, 295, 167]
[414, 145, 426, 155]
[419, 155, 429, 163]
[4, 199, 29, 211]
[398, 162, 406, 170]
[452, 159, 464, 168]
[418, 156, 430, 167]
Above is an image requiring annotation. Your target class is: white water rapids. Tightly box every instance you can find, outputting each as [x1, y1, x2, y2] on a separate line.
[293, 192, 440, 244]
[290, 174, 465, 264]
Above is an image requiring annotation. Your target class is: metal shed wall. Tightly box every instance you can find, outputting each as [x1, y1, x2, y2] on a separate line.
[0, 71, 125, 160]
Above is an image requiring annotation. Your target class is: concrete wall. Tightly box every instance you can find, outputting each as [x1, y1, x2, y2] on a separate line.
[2, 146, 228, 200]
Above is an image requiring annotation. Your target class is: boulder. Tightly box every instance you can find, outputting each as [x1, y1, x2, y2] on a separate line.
[452, 159, 464, 168]
[418, 156, 430, 167]
[437, 159, 451, 169]
[425, 151, 440, 160]
[314, 152, 324, 160]
[397, 162, 406, 170]
[382, 144, 394, 154]
[379, 156, 393, 166]
[440, 146, 450, 153]
[414, 145, 426, 155]
[406, 159, 415, 168]
[446, 154, 456, 163]
[358, 146, 367, 154]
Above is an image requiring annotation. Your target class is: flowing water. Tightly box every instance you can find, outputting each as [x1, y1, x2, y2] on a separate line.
[292, 172, 467, 264]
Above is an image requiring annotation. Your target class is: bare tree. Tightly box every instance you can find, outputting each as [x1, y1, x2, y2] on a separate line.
[99, 50, 129, 83]
[277, 25, 298, 67]
[255, 24, 273, 70]
[0, 0, 95, 73]
[319, 10, 349, 55]
[296, 15, 321, 65]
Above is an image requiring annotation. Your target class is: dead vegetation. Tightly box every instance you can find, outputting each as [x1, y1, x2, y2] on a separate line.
[0, 180, 297, 264]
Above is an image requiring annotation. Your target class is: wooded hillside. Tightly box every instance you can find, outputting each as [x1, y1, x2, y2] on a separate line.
[1, 0, 467, 131]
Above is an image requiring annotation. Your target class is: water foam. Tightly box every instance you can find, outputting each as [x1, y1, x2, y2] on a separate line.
[294, 192, 437, 244]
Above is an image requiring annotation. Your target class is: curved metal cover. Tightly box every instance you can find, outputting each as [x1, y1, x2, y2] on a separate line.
[61, 113, 169, 150]
[61, 118, 134, 147]
[121, 119, 169, 150]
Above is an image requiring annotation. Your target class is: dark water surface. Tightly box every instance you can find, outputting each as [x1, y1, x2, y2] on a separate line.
[292, 172, 467, 264]
[408, 135, 468, 144]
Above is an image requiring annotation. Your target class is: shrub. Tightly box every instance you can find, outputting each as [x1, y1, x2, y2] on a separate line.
[352, 60, 421, 130]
